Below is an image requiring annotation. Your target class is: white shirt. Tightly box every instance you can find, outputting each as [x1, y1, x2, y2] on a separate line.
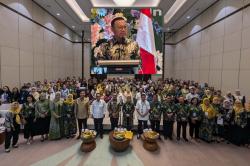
[135, 92, 141, 101]
[186, 93, 199, 102]
[90, 99, 107, 119]
[136, 100, 150, 121]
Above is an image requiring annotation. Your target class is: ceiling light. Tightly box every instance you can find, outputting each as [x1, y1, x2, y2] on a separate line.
[65, 0, 89, 22]
[113, 0, 136, 7]
[90, 0, 160, 7]
[186, 15, 191, 19]
[72, 26, 75, 29]
[56, 13, 60, 16]
[164, 0, 188, 24]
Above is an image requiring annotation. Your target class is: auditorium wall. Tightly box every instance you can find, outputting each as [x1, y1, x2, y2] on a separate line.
[0, 0, 82, 88]
[166, 0, 250, 97]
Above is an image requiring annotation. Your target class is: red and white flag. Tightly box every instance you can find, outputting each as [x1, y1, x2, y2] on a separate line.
[136, 9, 156, 74]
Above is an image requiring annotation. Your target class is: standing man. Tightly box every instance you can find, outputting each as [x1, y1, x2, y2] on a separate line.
[122, 96, 135, 131]
[149, 94, 162, 136]
[176, 96, 189, 141]
[90, 93, 107, 139]
[97, 17, 140, 61]
[108, 93, 121, 130]
[96, 17, 141, 74]
[75, 91, 90, 139]
[136, 93, 150, 139]
[162, 95, 176, 140]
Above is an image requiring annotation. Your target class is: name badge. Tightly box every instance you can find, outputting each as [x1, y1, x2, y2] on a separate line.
[217, 117, 223, 125]
[193, 112, 196, 117]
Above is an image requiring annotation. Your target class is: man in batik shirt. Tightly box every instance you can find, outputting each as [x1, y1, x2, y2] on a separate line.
[95, 17, 140, 61]
[108, 93, 121, 130]
[161, 95, 176, 140]
[122, 96, 135, 131]
[149, 94, 162, 136]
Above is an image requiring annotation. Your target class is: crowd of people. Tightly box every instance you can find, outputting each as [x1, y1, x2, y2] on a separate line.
[0, 76, 250, 153]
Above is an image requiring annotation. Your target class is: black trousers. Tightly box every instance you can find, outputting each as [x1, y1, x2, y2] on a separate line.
[138, 120, 148, 134]
[177, 121, 187, 139]
[123, 117, 133, 131]
[24, 117, 35, 139]
[94, 118, 104, 136]
[5, 124, 20, 149]
[78, 118, 88, 134]
[150, 120, 160, 133]
[231, 125, 247, 146]
[163, 120, 174, 138]
[110, 117, 119, 131]
[189, 121, 201, 139]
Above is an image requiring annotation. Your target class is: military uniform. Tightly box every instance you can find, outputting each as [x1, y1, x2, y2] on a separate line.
[122, 101, 135, 130]
[161, 101, 176, 139]
[176, 103, 189, 140]
[149, 101, 162, 133]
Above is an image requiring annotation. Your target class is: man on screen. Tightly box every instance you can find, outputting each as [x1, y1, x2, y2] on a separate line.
[97, 17, 140, 61]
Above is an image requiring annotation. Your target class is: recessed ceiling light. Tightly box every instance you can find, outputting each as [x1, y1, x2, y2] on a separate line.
[72, 26, 75, 29]
[56, 13, 60, 16]
[186, 15, 191, 19]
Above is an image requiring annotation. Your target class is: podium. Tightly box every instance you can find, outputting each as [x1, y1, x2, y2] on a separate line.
[97, 60, 140, 74]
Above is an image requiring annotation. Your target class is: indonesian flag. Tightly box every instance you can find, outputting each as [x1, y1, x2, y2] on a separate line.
[136, 9, 156, 74]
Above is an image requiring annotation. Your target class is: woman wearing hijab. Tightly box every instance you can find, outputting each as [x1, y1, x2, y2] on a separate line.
[49, 92, 63, 140]
[231, 100, 248, 146]
[199, 98, 216, 143]
[244, 101, 250, 147]
[222, 100, 233, 143]
[34, 93, 51, 142]
[211, 97, 223, 143]
[4, 102, 22, 153]
[62, 94, 77, 138]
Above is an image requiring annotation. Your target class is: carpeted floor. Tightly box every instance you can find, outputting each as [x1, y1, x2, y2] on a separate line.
[0, 132, 250, 166]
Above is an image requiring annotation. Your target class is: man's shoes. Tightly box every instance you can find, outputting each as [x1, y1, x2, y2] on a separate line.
[177, 137, 180, 141]
[5, 149, 10, 153]
[13, 144, 18, 148]
[184, 138, 189, 142]
[100, 135, 103, 139]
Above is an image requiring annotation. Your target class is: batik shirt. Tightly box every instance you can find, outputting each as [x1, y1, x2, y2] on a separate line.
[97, 38, 140, 60]
[108, 100, 121, 119]
[161, 101, 176, 121]
[149, 101, 162, 121]
[122, 102, 134, 118]
[176, 103, 189, 122]
[189, 105, 202, 121]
